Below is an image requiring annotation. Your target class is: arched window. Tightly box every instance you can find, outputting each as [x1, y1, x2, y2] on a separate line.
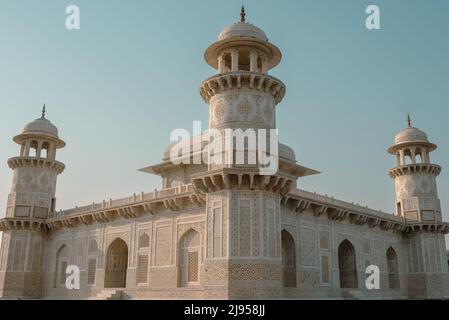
[223, 52, 232, 73]
[178, 229, 201, 287]
[41, 142, 49, 159]
[238, 48, 250, 71]
[338, 240, 358, 288]
[29, 140, 38, 158]
[54, 244, 69, 287]
[403, 149, 412, 165]
[105, 238, 128, 288]
[386, 247, 400, 289]
[281, 230, 296, 287]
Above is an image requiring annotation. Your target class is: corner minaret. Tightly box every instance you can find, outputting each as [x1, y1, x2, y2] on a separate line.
[0, 106, 65, 299]
[388, 116, 441, 222]
[388, 117, 449, 298]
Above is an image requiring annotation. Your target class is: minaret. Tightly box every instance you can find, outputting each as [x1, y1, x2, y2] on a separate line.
[194, 8, 317, 298]
[388, 117, 448, 298]
[201, 5, 284, 132]
[388, 116, 441, 222]
[0, 106, 65, 298]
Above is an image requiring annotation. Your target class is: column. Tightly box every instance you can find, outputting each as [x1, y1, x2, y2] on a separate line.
[399, 149, 405, 166]
[36, 141, 43, 159]
[261, 55, 268, 74]
[250, 50, 258, 72]
[48, 144, 55, 160]
[231, 49, 239, 72]
[422, 148, 429, 163]
[218, 54, 225, 74]
[411, 147, 416, 164]
[24, 140, 31, 157]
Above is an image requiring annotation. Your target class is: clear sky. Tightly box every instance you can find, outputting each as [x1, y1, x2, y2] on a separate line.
[0, 1, 448, 236]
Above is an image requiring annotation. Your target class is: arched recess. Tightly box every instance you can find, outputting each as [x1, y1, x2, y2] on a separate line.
[281, 230, 296, 287]
[87, 239, 98, 285]
[104, 238, 128, 288]
[54, 244, 69, 288]
[386, 247, 400, 289]
[338, 239, 358, 288]
[137, 233, 150, 284]
[178, 229, 201, 287]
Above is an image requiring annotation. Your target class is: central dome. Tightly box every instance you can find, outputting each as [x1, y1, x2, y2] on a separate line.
[218, 22, 268, 42]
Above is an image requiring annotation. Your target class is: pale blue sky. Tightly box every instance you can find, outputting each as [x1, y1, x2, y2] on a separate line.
[0, 1, 448, 231]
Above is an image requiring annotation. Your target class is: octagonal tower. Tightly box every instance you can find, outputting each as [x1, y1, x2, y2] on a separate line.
[201, 7, 284, 131]
[388, 116, 448, 298]
[388, 116, 441, 223]
[193, 8, 318, 299]
[0, 106, 65, 299]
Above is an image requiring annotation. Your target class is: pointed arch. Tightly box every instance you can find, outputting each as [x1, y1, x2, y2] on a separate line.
[54, 244, 69, 288]
[338, 239, 358, 288]
[281, 229, 296, 287]
[178, 228, 201, 287]
[386, 247, 400, 289]
[104, 238, 128, 288]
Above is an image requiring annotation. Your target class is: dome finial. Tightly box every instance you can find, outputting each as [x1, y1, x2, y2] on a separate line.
[240, 5, 246, 23]
[407, 113, 412, 128]
[41, 104, 46, 119]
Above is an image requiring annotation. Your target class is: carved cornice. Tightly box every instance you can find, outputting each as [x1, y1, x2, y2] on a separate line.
[199, 71, 286, 104]
[404, 223, 449, 235]
[388, 163, 441, 178]
[0, 218, 48, 232]
[7, 156, 65, 174]
[191, 167, 294, 196]
[283, 189, 449, 235]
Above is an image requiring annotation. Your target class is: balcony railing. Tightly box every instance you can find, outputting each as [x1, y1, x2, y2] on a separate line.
[49, 184, 194, 218]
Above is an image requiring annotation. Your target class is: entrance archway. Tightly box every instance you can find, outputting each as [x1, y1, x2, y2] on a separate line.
[338, 239, 358, 288]
[105, 238, 128, 288]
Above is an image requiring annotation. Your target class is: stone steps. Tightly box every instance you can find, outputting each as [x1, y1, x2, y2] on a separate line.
[342, 290, 363, 300]
[91, 289, 122, 300]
